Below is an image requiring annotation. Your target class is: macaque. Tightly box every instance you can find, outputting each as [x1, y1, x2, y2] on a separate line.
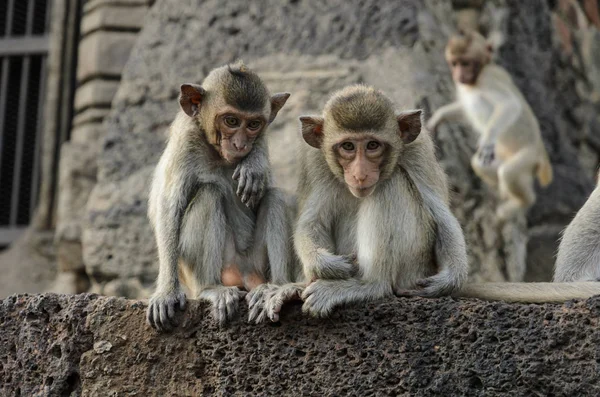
[427, 31, 553, 220]
[247, 85, 600, 323]
[146, 62, 295, 331]
[554, 170, 600, 282]
[247, 84, 469, 320]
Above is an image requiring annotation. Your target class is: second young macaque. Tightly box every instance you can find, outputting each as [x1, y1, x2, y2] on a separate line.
[427, 31, 553, 220]
[146, 62, 296, 331]
[248, 84, 469, 320]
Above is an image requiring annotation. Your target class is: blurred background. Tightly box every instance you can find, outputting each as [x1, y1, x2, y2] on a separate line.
[0, 0, 599, 299]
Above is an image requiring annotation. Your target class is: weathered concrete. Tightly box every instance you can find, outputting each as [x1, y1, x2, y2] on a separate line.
[1, 293, 599, 396]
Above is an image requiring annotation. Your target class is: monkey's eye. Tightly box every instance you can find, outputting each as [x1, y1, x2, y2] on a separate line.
[460, 61, 469, 67]
[224, 116, 239, 127]
[247, 120, 262, 130]
[341, 142, 355, 151]
[366, 141, 380, 150]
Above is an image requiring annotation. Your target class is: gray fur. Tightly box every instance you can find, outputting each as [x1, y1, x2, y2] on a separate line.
[147, 92, 294, 330]
[554, 183, 600, 282]
[252, 86, 468, 321]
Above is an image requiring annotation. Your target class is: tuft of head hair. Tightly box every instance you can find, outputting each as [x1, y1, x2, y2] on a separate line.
[221, 60, 269, 112]
[446, 30, 489, 58]
[326, 85, 394, 132]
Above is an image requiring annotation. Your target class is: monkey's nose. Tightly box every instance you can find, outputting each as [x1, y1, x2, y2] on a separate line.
[354, 175, 367, 184]
[233, 142, 247, 152]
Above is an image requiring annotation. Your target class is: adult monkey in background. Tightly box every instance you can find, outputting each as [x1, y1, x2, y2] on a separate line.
[427, 31, 553, 221]
[248, 85, 600, 323]
[147, 62, 294, 331]
[554, 170, 600, 282]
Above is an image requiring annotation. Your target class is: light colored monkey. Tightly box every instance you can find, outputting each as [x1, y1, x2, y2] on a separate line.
[554, 170, 600, 282]
[248, 85, 600, 323]
[146, 62, 295, 331]
[427, 31, 553, 220]
[248, 84, 469, 321]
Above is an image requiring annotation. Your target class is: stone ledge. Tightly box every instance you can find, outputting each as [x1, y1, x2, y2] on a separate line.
[1, 293, 599, 396]
[81, 5, 147, 36]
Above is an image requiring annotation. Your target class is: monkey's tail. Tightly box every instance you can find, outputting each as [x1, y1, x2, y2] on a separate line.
[536, 154, 553, 187]
[454, 282, 600, 303]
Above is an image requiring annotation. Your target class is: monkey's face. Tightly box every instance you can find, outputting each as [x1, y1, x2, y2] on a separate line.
[334, 135, 386, 198]
[215, 109, 266, 163]
[448, 56, 482, 86]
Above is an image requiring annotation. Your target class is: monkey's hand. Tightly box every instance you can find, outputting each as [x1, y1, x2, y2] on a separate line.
[233, 161, 268, 210]
[246, 283, 280, 324]
[477, 143, 496, 166]
[198, 286, 247, 326]
[313, 250, 358, 280]
[301, 280, 343, 318]
[247, 283, 304, 323]
[400, 270, 461, 298]
[146, 289, 187, 332]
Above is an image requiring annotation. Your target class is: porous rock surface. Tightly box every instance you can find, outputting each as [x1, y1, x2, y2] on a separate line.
[1, 293, 599, 396]
[82, 0, 596, 297]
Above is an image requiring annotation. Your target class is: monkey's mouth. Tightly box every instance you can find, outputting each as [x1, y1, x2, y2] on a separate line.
[348, 185, 376, 198]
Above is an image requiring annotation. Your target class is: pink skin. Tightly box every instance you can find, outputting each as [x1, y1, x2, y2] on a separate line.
[448, 56, 482, 85]
[215, 109, 266, 163]
[335, 136, 385, 198]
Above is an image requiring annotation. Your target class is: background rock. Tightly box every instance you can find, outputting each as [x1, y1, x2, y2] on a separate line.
[81, 0, 596, 296]
[1, 293, 600, 395]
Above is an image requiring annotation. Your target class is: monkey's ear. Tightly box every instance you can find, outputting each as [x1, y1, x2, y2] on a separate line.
[396, 109, 422, 144]
[269, 93, 291, 123]
[179, 83, 206, 117]
[299, 116, 325, 148]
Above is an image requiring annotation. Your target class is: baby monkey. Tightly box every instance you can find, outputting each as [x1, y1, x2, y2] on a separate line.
[247, 85, 469, 321]
[427, 31, 553, 220]
[147, 62, 294, 331]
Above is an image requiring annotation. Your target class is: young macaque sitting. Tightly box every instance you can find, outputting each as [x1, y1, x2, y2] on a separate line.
[246, 84, 469, 321]
[427, 31, 553, 221]
[146, 62, 296, 331]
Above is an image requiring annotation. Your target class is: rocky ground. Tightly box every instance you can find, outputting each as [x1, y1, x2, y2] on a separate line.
[1, 293, 599, 396]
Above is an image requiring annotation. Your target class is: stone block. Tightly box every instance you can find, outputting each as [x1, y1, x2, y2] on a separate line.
[81, 5, 147, 36]
[72, 108, 110, 127]
[74, 80, 120, 112]
[70, 122, 106, 145]
[77, 31, 138, 82]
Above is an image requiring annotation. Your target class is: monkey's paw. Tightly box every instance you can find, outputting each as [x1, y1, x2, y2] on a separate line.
[146, 290, 187, 332]
[199, 287, 247, 326]
[301, 280, 339, 318]
[246, 283, 279, 324]
[402, 272, 460, 298]
[478, 143, 496, 166]
[233, 164, 267, 209]
[315, 250, 358, 280]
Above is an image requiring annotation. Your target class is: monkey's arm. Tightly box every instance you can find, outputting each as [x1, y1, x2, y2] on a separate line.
[295, 193, 357, 281]
[426, 101, 463, 132]
[408, 179, 469, 297]
[479, 83, 522, 145]
[233, 136, 271, 209]
[301, 278, 393, 318]
[147, 168, 197, 331]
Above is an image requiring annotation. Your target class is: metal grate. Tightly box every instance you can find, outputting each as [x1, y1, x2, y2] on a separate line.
[0, 0, 50, 245]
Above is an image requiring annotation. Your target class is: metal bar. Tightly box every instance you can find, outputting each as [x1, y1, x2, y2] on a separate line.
[0, 36, 50, 56]
[0, 57, 9, 182]
[30, 56, 47, 218]
[26, 0, 36, 35]
[0, 227, 27, 245]
[10, 56, 30, 225]
[5, 0, 15, 36]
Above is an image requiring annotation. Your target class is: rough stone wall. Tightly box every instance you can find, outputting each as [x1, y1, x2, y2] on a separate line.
[53, 0, 153, 294]
[80, 0, 597, 297]
[1, 293, 599, 396]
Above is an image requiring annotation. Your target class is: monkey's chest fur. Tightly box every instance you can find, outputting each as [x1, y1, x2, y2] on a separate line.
[340, 174, 437, 287]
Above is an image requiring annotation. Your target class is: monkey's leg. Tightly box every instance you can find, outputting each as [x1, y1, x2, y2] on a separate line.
[301, 279, 393, 318]
[471, 153, 499, 187]
[246, 188, 297, 323]
[497, 148, 537, 220]
[180, 186, 245, 326]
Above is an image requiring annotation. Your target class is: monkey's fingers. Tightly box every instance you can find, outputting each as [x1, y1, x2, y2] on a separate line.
[236, 170, 247, 197]
[158, 303, 174, 332]
[232, 166, 241, 181]
[241, 173, 254, 205]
